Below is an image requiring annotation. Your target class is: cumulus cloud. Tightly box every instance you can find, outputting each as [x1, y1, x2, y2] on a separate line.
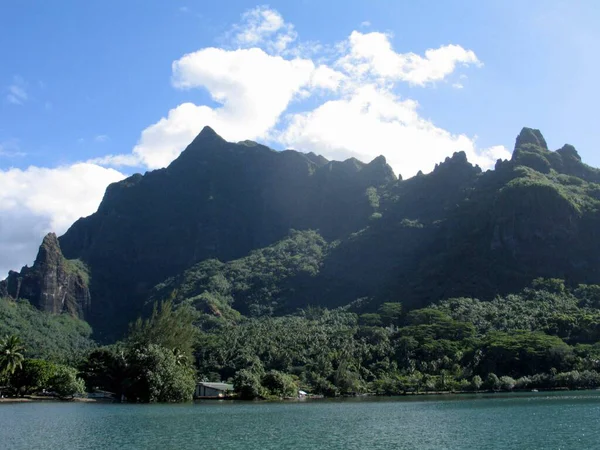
[0, 163, 125, 274]
[1, 6, 503, 272]
[93, 6, 489, 176]
[127, 47, 341, 169]
[337, 31, 480, 86]
[229, 5, 297, 54]
[277, 85, 506, 177]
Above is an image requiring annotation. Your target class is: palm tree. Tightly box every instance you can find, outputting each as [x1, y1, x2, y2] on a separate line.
[0, 335, 25, 376]
[172, 348, 188, 367]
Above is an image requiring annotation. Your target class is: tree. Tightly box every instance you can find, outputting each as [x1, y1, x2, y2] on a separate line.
[0, 335, 25, 377]
[49, 366, 86, 400]
[126, 344, 196, 403]
[378, 303, 403, 327]
[484, 373, 501, 391]
[261, 370, 297, 398]
[127, 299, 198, 361]
[499, 376, 516, 391]
[359, 314, 382, 327]
[233, 369, 265, 400]
[10, 359, 57, 396]
[79, 347, 131, 400]
[471, 375, 483, 391]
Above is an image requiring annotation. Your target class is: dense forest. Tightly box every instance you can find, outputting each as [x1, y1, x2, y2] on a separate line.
[4, 279, 600, 401]
[3, 126, 600, 401]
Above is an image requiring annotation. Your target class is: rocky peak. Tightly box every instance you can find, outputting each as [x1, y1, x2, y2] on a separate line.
[360, 155, 397, 186]
[515, 127, 548, 150]
[557, 144, 581, 162]
[35, 232, 63, 267]
[3, 232, 90, 318]
[305, 152, 329, 167]
[433, 151, 480, 176]
[195, 125, 222, 142]
[510, 128, 553, 174]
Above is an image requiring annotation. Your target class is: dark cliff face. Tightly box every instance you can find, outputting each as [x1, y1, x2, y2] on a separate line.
[54, 127, 396, 338]
[6, 126, 600, 339]
[2, 233, 90, 317]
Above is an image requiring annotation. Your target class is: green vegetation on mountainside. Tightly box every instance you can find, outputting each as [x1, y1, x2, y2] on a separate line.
[151, 230, 329, 317]
[193, 280, 600, 397]
[0, 297, 94, 365]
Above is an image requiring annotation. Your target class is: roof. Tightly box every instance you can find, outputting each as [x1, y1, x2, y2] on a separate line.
[197, 382, 234, 391]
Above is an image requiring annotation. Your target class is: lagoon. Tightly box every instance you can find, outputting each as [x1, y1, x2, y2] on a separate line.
[2, 391, 600, 449]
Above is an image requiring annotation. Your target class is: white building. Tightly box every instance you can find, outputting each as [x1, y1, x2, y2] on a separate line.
[195, 382, 234, 398]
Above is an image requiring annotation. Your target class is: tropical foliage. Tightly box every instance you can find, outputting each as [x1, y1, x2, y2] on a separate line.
[190, 281, 600, 398]
[0, 297, 94, 364]
[80, 300, 198, 403]
[0, 335, 24, 377]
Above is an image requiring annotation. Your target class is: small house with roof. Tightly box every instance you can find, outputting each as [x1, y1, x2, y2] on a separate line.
[195, 382, 234, 398]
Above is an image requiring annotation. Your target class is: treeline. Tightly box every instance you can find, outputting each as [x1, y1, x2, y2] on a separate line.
[1, 300, 199, 403]
[194, 279, 600, 397]
[0, 335, 85, 399]
[6, 278, 600, 402]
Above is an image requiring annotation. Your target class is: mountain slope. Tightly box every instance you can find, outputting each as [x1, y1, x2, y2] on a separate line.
[4, 127, 395, 339]
[4, 126, 600, 340]
[148, 128, 600, 321]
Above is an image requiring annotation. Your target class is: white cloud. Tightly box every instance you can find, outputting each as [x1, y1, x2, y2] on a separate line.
[469, 145, 511, 169]
[95, 134, 110, 143]
[127, 47, 333, 169]
[87, 153, 140, 167]
[337, 31, 480, 86]
[310, 65, 347, 91]
[0, 163, 125, 274]
[229, 5, 297, 54]
[360, 21, 371, 28]
[3, 6, 501, 273]
[0, 163, 125, 231]
[91, 7, 494, 179]
[277, 85, 502, 177]
[6, 76, 28, 105]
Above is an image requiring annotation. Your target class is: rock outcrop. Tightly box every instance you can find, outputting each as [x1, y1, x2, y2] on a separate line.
[2, 233, 90, 318]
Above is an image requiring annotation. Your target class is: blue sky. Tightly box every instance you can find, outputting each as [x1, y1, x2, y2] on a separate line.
[1, 0, 599, 273]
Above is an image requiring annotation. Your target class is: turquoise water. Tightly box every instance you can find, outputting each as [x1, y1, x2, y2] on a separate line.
[2, 391, 600, 449]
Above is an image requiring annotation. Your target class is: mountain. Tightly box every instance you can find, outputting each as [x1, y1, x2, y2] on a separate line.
[3, 126, 600, 341]
[1, 233, 90, 317]
[2, 126, 395, 339]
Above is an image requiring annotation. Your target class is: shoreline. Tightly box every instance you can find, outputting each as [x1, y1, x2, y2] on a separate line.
[0, 387, 593, 405]
[0, 396, 113, 404]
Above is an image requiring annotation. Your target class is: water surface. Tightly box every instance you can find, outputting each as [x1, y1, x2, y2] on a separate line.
[2, 391, 599, 449]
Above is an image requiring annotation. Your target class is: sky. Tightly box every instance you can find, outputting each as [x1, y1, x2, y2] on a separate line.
[1, 0, 599, 274]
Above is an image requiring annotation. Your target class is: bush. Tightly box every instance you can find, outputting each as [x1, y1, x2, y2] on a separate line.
[484, 373, 501, 391]
[499, 376, 516, 391]
[471, 375, 483, 391]
[10, 359, 57, 396]
[261, 370, 297, 398]
[127, 344, 196, 403]
[49, 366, 86, 400]
[233, 369, 265, 400]
[515, 376, 531, 390]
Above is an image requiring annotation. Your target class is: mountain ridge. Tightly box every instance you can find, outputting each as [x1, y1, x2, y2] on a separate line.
[3, 126, 599, 341]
